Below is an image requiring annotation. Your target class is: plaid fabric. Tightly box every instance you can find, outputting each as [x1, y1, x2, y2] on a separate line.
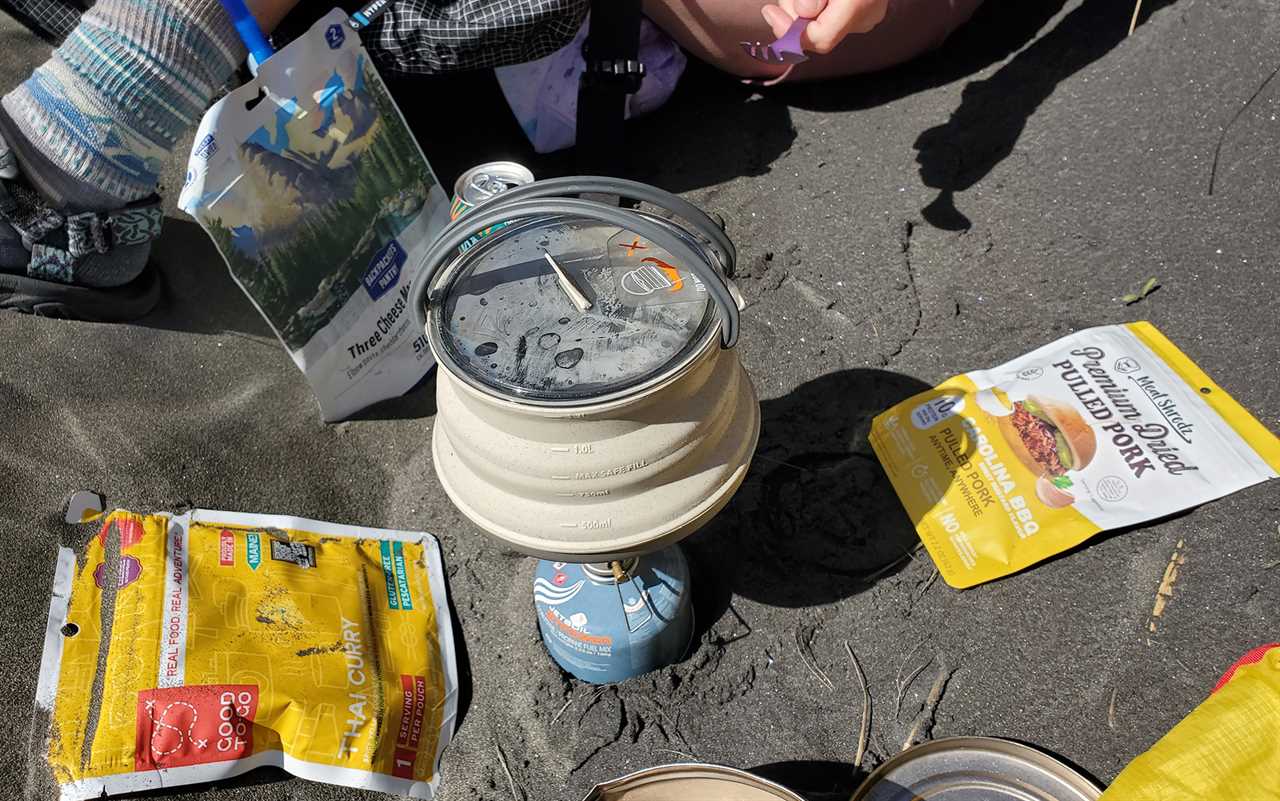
[1, 0, 591, 74]
[0, 0, 89, 44]
[363, 0, 590, 75]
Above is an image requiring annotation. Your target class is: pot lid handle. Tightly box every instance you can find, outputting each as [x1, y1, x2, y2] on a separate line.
[409, 179, 741, 349]
[489, 176, 738, 274]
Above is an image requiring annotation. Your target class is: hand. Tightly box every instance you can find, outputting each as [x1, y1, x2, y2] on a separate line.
[760, 0, 891, 55]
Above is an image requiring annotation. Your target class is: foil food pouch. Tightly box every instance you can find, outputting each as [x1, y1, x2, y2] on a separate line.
[35, 508, 457, 800]
[870, 322, 1280, 588]
[180, 9, 448, 421]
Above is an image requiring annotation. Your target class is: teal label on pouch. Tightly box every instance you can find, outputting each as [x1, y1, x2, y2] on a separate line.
[380, 540, 400, 610]
[246, 533, 261, 570]
[392, 541, 413, 610]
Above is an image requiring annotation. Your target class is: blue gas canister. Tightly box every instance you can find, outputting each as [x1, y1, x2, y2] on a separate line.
[534, 545, 694, 684]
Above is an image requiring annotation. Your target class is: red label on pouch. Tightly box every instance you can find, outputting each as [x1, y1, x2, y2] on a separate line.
[98, 515, 146, 550]
[393, 674, 427, 777]
[392, 747, 418, 779]
[219, 530, 235, 566]
[135, 684, 258, 771]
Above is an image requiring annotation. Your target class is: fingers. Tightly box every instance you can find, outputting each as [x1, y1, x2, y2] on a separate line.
[761, 0, 888, 54]
[801, 0, 889, 53]
[800, 12, 843, 54]
[763, 0, 825, 38]
[793, 0, 828, 17]
[761, 4, 793, 38]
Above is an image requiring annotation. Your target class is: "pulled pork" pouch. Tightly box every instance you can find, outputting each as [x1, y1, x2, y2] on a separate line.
[870, 322, 1280, 588]
[35, 507, 457, 799]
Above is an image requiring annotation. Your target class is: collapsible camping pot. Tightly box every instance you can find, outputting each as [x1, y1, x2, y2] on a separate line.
[582, 764, 806, 801]
[409, 177, 760, 562]
[585, 739, 1103, 801]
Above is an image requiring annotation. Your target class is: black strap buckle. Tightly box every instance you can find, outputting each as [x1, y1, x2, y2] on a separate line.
[582, 52, 646, 94]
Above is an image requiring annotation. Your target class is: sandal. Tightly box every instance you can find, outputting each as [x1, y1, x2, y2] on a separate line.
[0, 178, 164, 321]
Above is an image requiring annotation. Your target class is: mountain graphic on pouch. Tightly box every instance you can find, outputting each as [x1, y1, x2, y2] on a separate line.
[198, 52, 434, 351]
[179, 8, 447, 421]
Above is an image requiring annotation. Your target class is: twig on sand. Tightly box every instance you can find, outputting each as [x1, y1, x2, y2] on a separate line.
[645, 698, 694, 752]
[845, 641, 871, 769]
[1146, 540, 1186, 642]
[1208, 61, 1280, 195]
[895, 657, 933, 720]
[1107, 687, 1118, 730]
[551, 685, 611, 726]
[894, 641, 933, 720]
[1128, 0, 1143, 36]
[495, 740, 525, 801]
[901, 658, 954, 751]
[862, 556, 909, 586]
[915, 568, 940, 601]
[896, 640, 925, 678]
[550, 695, 575, 726]
[796, 627, 835, 691]
[655, 747, 701, 762]
[577, 686, 611, 725]
[862, 547, 930, 589]
[753, 453, 814, 473]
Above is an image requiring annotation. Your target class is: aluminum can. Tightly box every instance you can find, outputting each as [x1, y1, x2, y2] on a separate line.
[450, 161, 534, 252]
[534, 545, 693, 683]
[584, 764, 805, 801]
[850, 737, 1102, 801]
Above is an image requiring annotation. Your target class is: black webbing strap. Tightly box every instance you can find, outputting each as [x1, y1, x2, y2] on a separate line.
[575, 0, 644, 178]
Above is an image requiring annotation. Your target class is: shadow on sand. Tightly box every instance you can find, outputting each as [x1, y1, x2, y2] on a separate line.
[766, 0, 1178, 230]
[141, 217, 276, 339]
[682, 368, 943, 643]
[751, 759, 865, 801]
[908, 0, 1179, 230]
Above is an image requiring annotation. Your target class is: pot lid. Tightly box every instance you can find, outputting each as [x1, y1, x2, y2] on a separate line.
[582, 764, 806, 801]
[850, 737, 1103, 801]
[428, 214, 717, 406]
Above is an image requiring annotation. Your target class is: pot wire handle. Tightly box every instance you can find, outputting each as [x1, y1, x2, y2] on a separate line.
[488, 176, 737, 274]
[410, 192, 742, 348]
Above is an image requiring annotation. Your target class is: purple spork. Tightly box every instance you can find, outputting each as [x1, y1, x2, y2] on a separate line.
[739, 16, 812, 65]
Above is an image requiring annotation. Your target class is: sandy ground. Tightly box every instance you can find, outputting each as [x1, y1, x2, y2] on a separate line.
[2, 1, 1279, 799]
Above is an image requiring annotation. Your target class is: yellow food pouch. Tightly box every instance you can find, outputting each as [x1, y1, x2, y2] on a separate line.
[870, 322, 1280, 588]
[1099, 646, 1280, 800]
[35, 508, 458, 799]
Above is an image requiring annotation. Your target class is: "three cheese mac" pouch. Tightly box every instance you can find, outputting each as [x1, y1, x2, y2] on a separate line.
[180, 9, 449, 421]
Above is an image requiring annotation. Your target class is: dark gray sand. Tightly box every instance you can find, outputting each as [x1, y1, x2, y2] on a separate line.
[2, 1, 1279, 799]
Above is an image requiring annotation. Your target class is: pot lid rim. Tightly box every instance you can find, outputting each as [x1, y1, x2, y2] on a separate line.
[426, 212, 720, 408]
[850, 736, 1103, 801]
[582, 762, 807, 801]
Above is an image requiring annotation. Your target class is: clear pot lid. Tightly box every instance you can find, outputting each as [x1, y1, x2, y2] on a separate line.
[428, 214, 718, 405]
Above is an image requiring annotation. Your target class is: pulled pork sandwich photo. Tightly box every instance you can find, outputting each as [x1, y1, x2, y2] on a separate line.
[997, 395, 1098, 508]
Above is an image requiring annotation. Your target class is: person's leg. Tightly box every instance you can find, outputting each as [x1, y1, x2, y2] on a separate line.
[643, 0, 985, 80]
[250, 0, 306, 32]
[0, 0, 297, 289]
